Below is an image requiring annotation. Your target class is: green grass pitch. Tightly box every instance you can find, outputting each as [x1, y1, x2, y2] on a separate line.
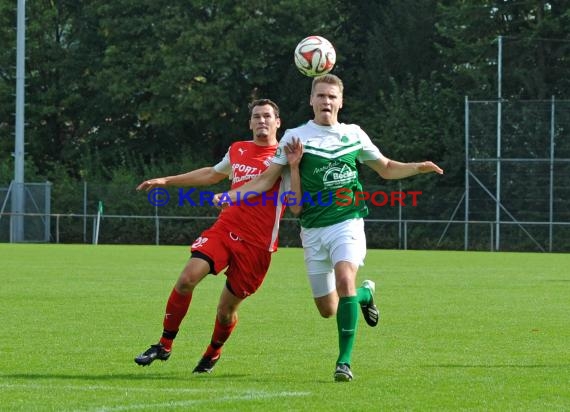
[0, 244, 569, 411]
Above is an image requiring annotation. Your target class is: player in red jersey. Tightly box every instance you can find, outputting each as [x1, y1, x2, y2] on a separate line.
[134, 99, 290, 373]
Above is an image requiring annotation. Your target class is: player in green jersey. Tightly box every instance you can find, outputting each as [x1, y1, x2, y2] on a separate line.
[216, 74, 443, 382]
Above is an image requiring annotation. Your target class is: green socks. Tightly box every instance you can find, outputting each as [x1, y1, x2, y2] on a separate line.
[356, 285, 372, 305]
[336, 295, 359, 365]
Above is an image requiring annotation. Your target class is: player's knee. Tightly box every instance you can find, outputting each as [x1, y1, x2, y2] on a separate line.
[319, 311, 335, 319]
[317, 306, 337, 318]
[176, 258, 210, 293]
[176, 271, 202, 293]
[314, 292, 338, 318]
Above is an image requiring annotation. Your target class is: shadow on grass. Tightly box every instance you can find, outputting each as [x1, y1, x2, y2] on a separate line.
[0, 373, 185, 381]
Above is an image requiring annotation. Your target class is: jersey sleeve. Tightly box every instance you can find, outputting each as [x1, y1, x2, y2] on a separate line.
[356, 127, 382, 162]
[213, 148, 232, 178]
[272, 132, 294, 165]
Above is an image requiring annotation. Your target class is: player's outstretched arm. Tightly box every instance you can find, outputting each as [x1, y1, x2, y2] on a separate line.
[137, 167, 227, 191]
[214, 162, 284, 204]
[365, 157, 443, 180]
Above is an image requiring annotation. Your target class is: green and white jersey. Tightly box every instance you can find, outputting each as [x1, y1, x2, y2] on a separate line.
[273, 120, 382, 228]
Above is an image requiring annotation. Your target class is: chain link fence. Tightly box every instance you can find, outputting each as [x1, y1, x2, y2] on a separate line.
[0, 182, 51, 242]
[463, 98, 570, 251]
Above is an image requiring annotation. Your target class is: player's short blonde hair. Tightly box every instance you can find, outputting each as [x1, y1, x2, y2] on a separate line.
[311, 74, 344, 96]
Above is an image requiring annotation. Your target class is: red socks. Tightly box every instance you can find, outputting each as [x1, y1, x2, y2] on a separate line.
[159, 288, 192, 350]
[157, 289, 237, 358]
[204, 317, 237, 358]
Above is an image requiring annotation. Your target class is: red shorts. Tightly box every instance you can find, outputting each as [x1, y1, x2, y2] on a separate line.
[190, 224, 271, 299]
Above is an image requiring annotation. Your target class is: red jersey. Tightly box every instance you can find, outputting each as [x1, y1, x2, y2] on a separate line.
[212, 140, 289, 252]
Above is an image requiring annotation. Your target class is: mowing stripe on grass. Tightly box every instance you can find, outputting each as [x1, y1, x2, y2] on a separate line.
[0, 383, 205, 393]
[0, 383, 311, 411]
[87, 391, 312, 412]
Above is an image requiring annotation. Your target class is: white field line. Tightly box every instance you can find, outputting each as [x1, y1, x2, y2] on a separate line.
[88, 392, 312, 412]
[0, 383, 311, 411]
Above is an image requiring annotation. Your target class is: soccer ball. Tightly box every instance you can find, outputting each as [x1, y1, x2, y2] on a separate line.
[294, 36, 336, 77]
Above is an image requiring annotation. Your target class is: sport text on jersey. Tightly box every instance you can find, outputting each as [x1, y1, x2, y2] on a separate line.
[231, 163, 263, 184]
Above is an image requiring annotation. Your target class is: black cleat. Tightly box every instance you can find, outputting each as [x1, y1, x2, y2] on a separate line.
[134, 343, 171, 366]
[360, 280, 380, 327]
[192, 354, 221, 374]
[334, 363, 353, 382]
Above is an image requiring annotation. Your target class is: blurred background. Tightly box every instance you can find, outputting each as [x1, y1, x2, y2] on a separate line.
[1, 0, 569, 251]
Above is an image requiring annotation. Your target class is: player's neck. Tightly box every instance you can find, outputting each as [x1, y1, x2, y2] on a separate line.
[253, 135, 278, 146]
[313, 119, 338, 127]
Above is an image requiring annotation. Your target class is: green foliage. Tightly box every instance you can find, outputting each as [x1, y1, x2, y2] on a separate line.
[1, 0, 569, 245]
[0, 2, 15, 166]
[435, 1, 570, 99]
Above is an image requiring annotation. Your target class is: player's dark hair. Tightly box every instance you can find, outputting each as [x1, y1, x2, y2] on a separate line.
[249, 99, 280, 118]
[311, 74, 344, 96]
